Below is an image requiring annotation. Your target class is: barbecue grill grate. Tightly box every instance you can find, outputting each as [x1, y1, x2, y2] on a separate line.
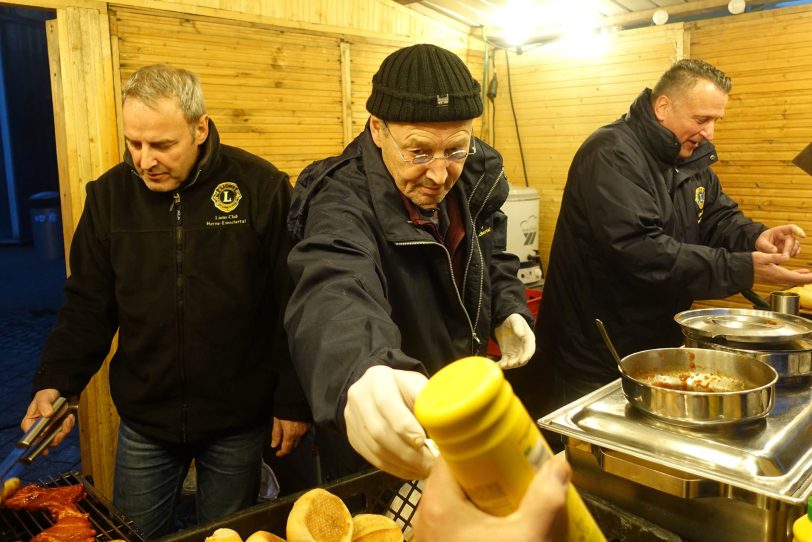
[0, 470, 147, 542]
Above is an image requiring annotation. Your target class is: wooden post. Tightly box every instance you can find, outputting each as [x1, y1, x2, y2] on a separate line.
[46, 5, 120, 499]
[340, 41, 353, 148]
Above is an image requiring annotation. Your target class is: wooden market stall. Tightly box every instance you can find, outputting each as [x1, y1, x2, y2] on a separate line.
[4, 0, 812, 502]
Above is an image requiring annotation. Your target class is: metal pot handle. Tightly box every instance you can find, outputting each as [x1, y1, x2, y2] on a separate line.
[741, 288, 770, 310]
[592, 447, 722, 499]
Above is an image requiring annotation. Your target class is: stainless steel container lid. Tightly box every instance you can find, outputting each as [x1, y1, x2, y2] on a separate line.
[675, 308, 812, 344]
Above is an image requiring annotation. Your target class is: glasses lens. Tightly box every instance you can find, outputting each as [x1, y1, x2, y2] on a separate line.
[411, 154, 434, 165]
[446, 150, 469, 162]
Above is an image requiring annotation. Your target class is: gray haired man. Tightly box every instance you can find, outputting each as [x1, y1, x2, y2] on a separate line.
[21, 64, 311, 537]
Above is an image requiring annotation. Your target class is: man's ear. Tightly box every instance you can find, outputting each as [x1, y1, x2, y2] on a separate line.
[369, 116, 384, 149]
[195, 114, 210, 145]
[653, 95, 670, 123]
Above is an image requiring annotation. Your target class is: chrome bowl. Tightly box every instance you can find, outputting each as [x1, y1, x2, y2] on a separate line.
[620, 347, 778, 426]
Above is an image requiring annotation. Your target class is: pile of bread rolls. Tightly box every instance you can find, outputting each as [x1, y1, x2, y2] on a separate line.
[204, 487, 404, 542]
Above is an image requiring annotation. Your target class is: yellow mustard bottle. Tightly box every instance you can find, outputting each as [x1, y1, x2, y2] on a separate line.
[414, 356, 605, 542]
[793, 496, 812, 542]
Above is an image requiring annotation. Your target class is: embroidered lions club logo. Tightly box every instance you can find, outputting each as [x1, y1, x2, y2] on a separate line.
[211, 182, 242, 213]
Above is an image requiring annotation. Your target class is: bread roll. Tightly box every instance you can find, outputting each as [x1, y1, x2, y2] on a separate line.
[286, 488, 353, 542]
[245, 530, 286, 542]
[788, 284, 812, 310]
[351, 514, 403, 542]
[205, 528, 243, 542]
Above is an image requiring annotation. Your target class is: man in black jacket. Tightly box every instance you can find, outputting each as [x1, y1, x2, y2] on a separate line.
[19, 65, 311, 538]
[285, 44, 535, 481]
[537, 59, 812, 408]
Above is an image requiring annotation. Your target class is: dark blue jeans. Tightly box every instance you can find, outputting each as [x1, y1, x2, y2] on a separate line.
[113, 421, 267, 538]
[552, 367, 607, 410]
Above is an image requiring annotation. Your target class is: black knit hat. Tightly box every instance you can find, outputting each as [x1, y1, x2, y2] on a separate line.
[366, 44, 483, 122]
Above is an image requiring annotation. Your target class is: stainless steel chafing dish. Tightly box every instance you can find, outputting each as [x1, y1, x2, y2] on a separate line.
[676, 308, 812, 384]
[540, 380, 812, 542]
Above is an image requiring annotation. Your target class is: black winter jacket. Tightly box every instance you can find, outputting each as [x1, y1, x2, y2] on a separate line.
[33, 121, 311, 444]
[285, 126, 532, 430]
[538, 89, 765, 383]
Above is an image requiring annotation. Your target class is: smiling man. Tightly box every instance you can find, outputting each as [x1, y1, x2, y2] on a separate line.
[20, 65, 311, 538]
[534, 59, 812, 413]
[284, 44, 535, 481]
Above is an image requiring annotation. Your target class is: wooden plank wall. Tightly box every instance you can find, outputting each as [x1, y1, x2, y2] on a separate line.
[111, 7, 485, 181]
[688, 5, 812, 307]
[113, 7, 345, 178]
[489, 25, 686, 277]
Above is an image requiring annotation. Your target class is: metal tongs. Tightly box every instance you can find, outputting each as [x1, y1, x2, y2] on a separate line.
[0, 396, 78, 483]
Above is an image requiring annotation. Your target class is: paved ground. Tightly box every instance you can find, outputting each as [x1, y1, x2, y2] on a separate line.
[0, 243, 80, 483]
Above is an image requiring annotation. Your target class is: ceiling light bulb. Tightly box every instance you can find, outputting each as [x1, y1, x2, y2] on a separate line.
[652, 9, 669, 25]
[728, 0, 746, 14]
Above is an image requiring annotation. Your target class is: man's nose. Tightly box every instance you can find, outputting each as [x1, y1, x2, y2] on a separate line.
[139, 147, 157, 170]
[700, 121, 716, 141]
[425, 159, 449, 185]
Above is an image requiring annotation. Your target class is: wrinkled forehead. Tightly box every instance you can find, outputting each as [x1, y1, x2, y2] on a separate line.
[387, 119, 473, 143]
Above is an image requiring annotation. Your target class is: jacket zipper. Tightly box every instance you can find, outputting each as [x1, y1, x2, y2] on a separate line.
[173, 191, 188, 443]
[394, 239, 480, 352]
[463, 167, 503, 329]
[391, 164, 504, 354]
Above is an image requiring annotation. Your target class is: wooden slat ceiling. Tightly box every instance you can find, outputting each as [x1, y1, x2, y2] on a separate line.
[397, 0, 785, 46]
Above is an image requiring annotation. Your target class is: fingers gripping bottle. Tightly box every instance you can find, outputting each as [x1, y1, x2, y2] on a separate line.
[414, 356, 605, 542]
[793, 496, 812, 542]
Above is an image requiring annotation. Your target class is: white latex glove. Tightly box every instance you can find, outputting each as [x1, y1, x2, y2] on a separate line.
[344, 365, 434, 480]
[494, 313, 535, 369]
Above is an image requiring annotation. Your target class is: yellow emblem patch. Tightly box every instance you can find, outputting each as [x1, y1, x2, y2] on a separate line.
[694, 186, 706, 210]
[695, 186, 706, 224]
[211, 182, 242, 213]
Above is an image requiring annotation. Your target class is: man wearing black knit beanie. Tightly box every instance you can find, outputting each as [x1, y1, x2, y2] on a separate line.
[285, 44, 535, 481]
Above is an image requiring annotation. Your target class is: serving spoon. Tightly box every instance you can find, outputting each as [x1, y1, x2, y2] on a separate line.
[595, 319, 624, 373]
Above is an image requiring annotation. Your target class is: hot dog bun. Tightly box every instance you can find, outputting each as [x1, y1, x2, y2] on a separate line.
[245, 530, 286, 542]
[351, 514, 403, 541]
[286, 488, 353, 542]
[205, 528, 244, 542]
[787, 284, 812, 310]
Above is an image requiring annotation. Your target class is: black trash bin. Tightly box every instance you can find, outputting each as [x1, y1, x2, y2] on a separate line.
[29, 191, 64, 260]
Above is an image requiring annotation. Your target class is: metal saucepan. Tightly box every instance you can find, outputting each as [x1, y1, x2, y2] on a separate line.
[619, 348, 778, 426]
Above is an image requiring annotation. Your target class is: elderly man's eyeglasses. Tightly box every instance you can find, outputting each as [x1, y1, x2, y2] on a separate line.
[383, 121, 476, 166]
